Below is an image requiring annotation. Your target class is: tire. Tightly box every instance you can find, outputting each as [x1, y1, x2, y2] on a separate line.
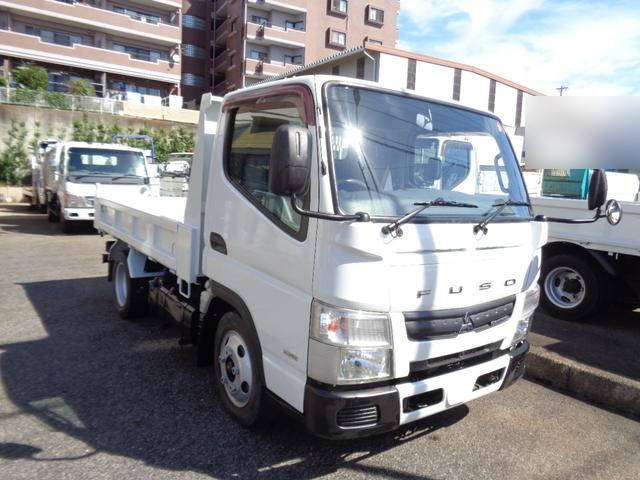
[540, 253, 609, 321]
[112, 254, 148, 319]
[213, 311, 272, 428]
[47, 204, 58, 223]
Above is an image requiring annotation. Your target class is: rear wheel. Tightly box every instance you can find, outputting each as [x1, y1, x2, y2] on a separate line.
[540, 253, 609, 321]
[112, 255, 148, 319]
[213, 311, 272, 427]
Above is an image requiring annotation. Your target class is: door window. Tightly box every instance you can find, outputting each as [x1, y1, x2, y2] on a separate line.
[226, 94, 310, 235]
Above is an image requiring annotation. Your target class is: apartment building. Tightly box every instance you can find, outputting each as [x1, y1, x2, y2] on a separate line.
[212, 0, 399, 95]
[0, 0, 191, 105]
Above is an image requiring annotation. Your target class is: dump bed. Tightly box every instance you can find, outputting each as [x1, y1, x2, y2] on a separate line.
[94, 189, 201, 283]
[531, 196, 640, 256]
[93, 94, 223, 284]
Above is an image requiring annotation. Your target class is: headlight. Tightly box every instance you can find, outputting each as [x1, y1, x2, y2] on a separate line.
[64, 192, 85, 208]
[512, 285, 539, 345]
[309, 300, 392, 384]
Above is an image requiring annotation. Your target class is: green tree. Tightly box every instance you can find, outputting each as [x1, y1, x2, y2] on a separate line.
[0, 120, 29, 185]
[0, 77, 6, 87]
[12, 65, 48, 91]
[68, 79, 95, 97]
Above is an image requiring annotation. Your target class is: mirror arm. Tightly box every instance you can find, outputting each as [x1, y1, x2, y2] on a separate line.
[534, 207, 602, 224]
[290, 194, 370, 222]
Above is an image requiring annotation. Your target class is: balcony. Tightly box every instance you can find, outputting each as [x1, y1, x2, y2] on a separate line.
[214, 19, 232, 46]
[213, 0, 231, 17]
[245, 57, 292, 79]
[0, 30, 180, 83]
[246, 22, 305, 48]
[1, 0, 181, 45]
[247, 0, 307, 14]
[214, 51, 229, 72]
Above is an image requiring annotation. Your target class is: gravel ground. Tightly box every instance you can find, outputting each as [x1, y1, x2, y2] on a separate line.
[1, 203, 639, 480]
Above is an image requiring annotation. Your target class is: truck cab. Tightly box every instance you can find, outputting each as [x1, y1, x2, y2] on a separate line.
[45, 141, 152, 232]
[95, 76, 616, 438]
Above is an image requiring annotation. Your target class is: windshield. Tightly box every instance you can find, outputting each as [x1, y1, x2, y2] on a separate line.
[325, 84, 530, 221]
[66, 148, 147, 178]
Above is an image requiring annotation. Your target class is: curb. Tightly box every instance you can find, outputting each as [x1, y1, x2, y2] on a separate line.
[524, 345, 640, 417]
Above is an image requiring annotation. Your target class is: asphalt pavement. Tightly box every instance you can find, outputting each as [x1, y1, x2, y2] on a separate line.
[1, 203, 639, 480]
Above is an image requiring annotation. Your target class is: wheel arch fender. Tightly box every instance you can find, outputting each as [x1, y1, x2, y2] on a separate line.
[196, 280, 262, 369]
[543, 241, 616, 277]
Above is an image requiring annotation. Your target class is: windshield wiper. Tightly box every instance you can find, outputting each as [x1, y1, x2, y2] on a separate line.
[382, 198, 478, 235]
[110, 174, 144, 181]
[70, 173, 111, 180]
[473, 200, 531, 234]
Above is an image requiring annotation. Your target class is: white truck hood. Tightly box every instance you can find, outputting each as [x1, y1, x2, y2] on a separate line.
[313, 220, 547, 313]
[66, 181, 152, 199]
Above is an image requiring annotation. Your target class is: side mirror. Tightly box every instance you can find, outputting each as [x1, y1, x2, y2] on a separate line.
[269, 124, 311, 197]
[604, 199, 622, 225]
[587, 169, 607, 211]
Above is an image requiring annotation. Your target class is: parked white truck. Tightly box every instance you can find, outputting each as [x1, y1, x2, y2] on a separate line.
[43, 141, 154, 232]
[528, 169, 639, 320]
[94, 77, 620, 438]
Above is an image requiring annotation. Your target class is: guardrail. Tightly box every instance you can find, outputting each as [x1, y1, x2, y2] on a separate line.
[0, 87, 121, 114]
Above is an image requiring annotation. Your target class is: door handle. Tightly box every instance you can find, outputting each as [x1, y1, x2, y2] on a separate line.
[209, 232, 227, 255]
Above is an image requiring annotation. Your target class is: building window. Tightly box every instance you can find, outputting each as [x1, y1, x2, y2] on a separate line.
[356, 57, 365, 79]
[229, 54, 235, 67]
[332, 65, 340, 75]
[182, 73, 205, 86]
[330, 0, 348, 15]
[251, 15, 269, 26]
[250, 50, 268, 61]
[113, 6, 162, 25]
[515, 90, 523, 127]
[407, 58, 416, 90]
[226, 95, 309, 237]
[183, 44, 205, 59]
[488, 79, 496, 112]
[453, 68, 461, 101]
[367, 6, 384, 24]
[231, 20, 237, 33]
[114, 43, 163, 62]
[284, 54, 303, 65]
[366, 37, 383, 45]
[25, 26, 83, 47]
[285, 20, 305, 31]
[183, 15, 206, 30]
[112, 81, 161, 97]
[328, 29, 346, 48]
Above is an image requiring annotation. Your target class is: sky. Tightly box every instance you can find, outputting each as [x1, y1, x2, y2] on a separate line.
[397, 0, 640, 95]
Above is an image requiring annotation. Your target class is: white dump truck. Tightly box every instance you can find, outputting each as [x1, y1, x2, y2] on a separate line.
[528, 169, 639, 320]
[42, 141, 153, 232]
[94, 77, 620, 438]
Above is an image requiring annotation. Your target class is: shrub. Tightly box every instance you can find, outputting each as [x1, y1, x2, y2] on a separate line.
[0, 76, 6, 87]
[45, 91, 71, 110]
[9, 88, 39, 104]
[12, 65, 48, 91]
[68, 79, 95, 97]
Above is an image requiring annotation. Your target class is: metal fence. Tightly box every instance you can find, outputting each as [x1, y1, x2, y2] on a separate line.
[0, 87, 123, 114]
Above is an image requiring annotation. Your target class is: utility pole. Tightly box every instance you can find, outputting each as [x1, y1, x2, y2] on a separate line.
[556, 85, 568, 96]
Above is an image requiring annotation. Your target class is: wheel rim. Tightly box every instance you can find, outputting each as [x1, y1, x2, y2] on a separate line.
[218, 330, 253, 408]
[114, 262, 128, 308]
[544, 266, 586, 309]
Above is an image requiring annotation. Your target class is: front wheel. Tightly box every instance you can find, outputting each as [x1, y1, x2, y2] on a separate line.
[540, 253, 609, 321]
[213, 311, 272, 428]
[112, 255, 148, 319]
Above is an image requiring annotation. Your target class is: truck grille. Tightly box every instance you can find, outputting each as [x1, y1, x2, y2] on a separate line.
[336, 405, 379, 428]
[404, 296, 515, 341]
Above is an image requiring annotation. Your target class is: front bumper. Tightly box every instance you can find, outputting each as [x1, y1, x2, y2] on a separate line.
[62, 207, 94, 221]
[304, 340, 529, 439]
